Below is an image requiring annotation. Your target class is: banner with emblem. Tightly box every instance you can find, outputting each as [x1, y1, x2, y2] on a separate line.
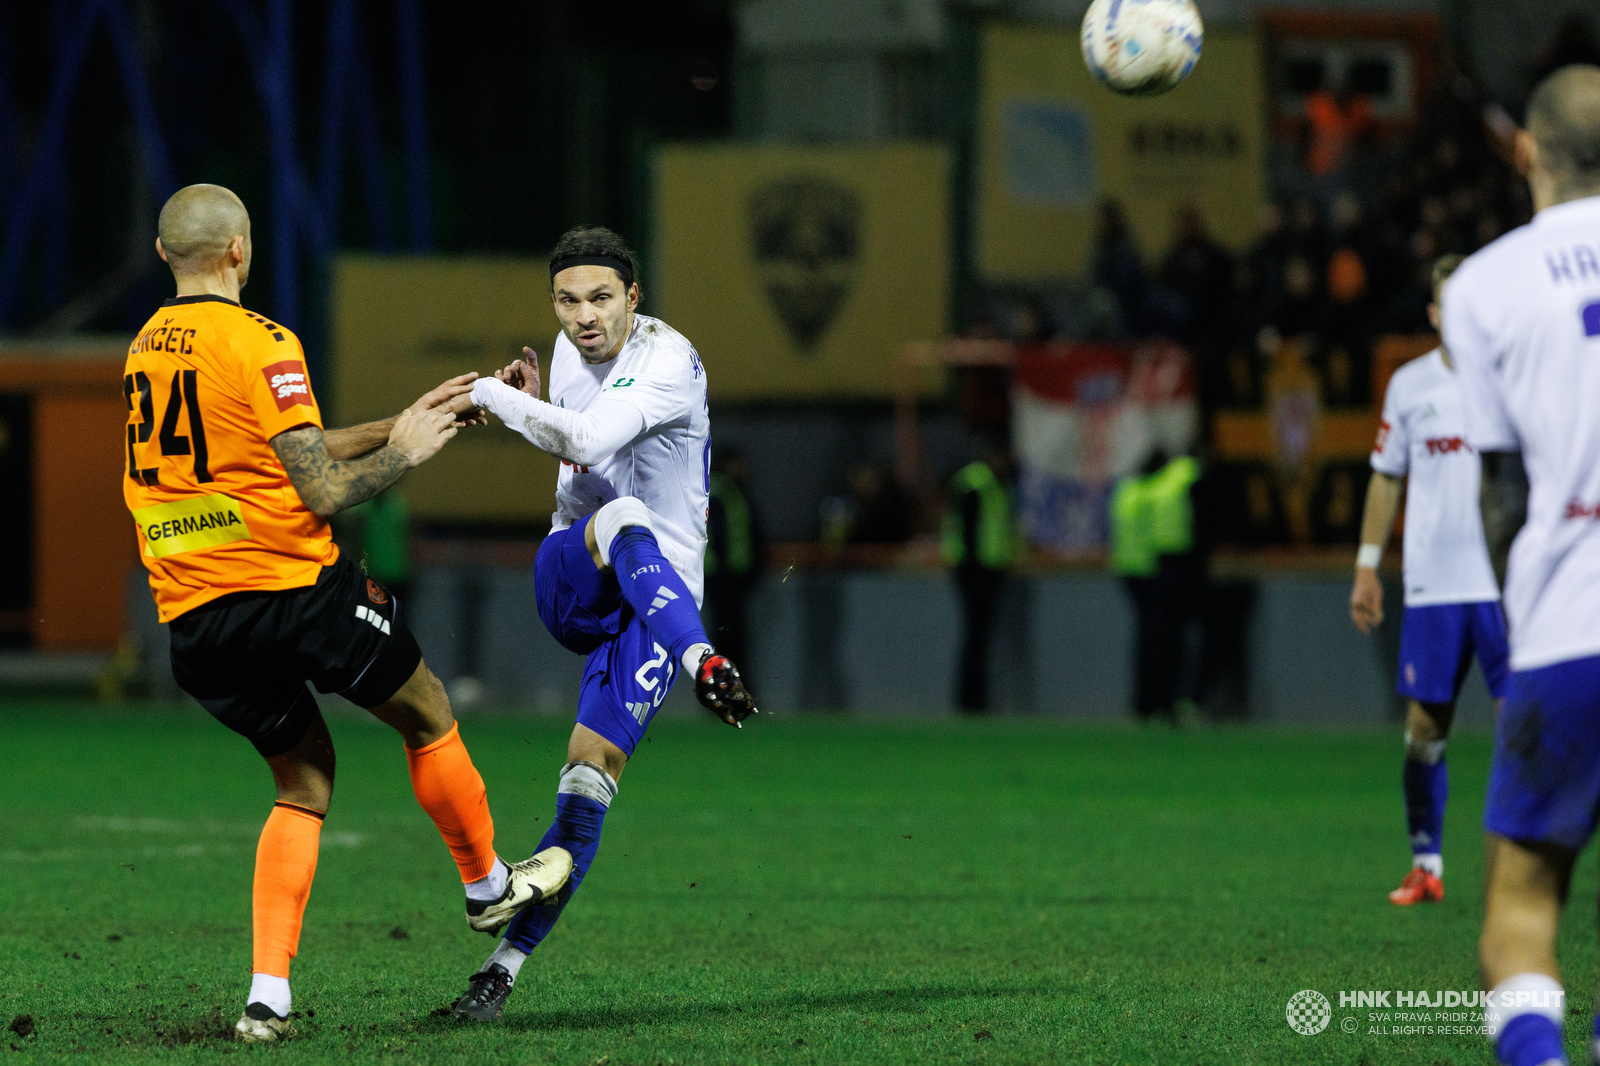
[976, 23, 1265, 280]
[653, 142, 950, 400]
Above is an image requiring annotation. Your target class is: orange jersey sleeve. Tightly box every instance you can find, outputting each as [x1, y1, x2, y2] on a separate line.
[123, 295, 338, 621]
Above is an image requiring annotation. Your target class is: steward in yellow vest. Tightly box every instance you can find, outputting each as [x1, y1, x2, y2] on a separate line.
[943, 454, 1018, 714]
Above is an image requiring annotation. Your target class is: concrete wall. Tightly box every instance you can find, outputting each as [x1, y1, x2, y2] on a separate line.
[127, 564, 1497, 726]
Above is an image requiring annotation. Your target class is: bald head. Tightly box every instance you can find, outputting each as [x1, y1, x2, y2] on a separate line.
[1527, 65, 1600, 191]
[157, 184, 250, 277]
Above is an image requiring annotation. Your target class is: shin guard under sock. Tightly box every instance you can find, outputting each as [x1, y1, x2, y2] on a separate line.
[252, 802, 323, 980]
[1403, 735, 1448, 868]
[406, 722, 498, 882]
[500, 763, 615, 954]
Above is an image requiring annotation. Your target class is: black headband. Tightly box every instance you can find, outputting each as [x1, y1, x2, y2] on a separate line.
[549, 254, 634, 286]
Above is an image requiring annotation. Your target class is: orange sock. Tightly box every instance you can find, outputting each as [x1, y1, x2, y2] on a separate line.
[405, 722, 498, 882]
[251, 802, 323, 978]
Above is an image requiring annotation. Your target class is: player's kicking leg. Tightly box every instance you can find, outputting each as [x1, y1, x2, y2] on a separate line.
[1390, 698, 1453, 905]
[450, 499, 754, 1021]
[364, 658, 573, 932]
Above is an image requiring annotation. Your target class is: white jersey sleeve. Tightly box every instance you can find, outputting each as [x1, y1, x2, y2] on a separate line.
[470, 377, 645, 466]
[1371, 373, 1410, 477]
[1443, 282, 1519, 452]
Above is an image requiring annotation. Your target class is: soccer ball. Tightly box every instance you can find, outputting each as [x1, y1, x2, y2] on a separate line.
[1081, 0, 1203, 97]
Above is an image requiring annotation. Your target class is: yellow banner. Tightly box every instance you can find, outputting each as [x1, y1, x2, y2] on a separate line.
[133, 493, 251, 558]
[976, 24, 1265, 280]
[654, 142, 950, 399]
[332, 256, 562, 522]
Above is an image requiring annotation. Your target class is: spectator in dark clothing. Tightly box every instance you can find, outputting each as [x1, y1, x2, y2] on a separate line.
[1090, 199, 1147, 337]
[705, 449, 763, 687]
[1158, 205, 1235, 346]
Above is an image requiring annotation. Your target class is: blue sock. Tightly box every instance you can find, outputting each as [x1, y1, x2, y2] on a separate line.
[501, 789, 608, 954]
[610, 527, 709, 665]
[1403, 755, 1448, 861]
[1497, 1013, 1566, 1066]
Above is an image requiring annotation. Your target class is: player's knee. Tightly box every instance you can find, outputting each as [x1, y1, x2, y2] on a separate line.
[1406, 700, 1451, 753]
[591, 496, 655, 568]
[559, 759, 619, 806]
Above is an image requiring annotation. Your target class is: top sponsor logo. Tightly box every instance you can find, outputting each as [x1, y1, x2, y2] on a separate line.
[261, 360, 313, 412]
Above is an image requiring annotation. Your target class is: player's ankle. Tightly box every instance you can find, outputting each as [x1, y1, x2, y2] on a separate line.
[485, 940, 530, 981]
[681, 643, 713, 674]
[1413, 853, 1443, 877]
[248, 973, 291, 1018]
[465, 857, 510, 903]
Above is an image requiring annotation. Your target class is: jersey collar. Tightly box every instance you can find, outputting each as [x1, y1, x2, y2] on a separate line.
[1533, 193, 1600, 228]
[161, 294, 240, 307]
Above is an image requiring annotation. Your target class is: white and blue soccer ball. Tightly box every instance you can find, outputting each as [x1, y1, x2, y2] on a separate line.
[1081, 0, 1203, 97]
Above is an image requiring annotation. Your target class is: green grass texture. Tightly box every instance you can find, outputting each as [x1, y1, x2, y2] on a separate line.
[1, 703, 1595, 1064]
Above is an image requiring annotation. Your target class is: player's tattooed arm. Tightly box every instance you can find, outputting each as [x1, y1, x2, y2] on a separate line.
[272, 406, 459, 516]
[321, 373, 486, 461]
[1479, 450, 1529, 589]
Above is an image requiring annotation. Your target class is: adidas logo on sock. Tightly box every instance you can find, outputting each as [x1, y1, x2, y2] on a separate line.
[647, 585, 679, 616]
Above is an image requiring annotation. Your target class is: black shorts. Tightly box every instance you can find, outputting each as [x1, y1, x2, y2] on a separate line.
[168, 556, 423, 757]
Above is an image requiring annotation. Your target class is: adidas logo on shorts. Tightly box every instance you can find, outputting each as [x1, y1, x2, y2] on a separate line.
[627, 701, 651, 724]
[647, 585, 678, 616]
[354, 604, 391, 635]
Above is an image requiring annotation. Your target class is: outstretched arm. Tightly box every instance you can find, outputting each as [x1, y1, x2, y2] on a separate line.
[272, 406, 458, 517]
[1480, 450, 1529, 589]
[1351, 471, 1402, 634]
[323, 373, 486, 460]
[471, 375, 644, 467]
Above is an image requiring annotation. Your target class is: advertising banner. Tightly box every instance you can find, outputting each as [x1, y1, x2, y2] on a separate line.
[977, 24, 1265, 281]
[332, 255, 561, 522]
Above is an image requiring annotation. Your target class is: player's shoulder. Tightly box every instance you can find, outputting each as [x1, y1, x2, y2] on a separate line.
[628, 315, 703, 378]
[1450, 218, 1543, 299]
[184, 297, 302, 360]
[1387, 348, 1446, 394]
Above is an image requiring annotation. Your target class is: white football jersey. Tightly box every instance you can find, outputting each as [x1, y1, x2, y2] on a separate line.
[1445, 195, 1600, 670]
[548, 314, 711, 604]
[1370, 348, 1500, 607]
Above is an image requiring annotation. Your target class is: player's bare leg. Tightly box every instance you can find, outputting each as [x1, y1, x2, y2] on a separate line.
[368, 659, 572, 932]
[236, 708, 335, 1042]
[1391, 699, 1453, 905]
[1479, 834, 1573, 1063]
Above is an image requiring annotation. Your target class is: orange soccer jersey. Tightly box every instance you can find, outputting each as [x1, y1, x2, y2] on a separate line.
[122, 295, 338, 621]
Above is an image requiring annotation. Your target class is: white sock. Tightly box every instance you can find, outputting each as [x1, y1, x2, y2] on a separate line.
[1413, 853, 1443, 877]
[1484, 972, 1565, 1040]
[483, 940, 529, 981]
[465, 857, 509, 902]
[682, 642, 713, 674]
[248, 973, 291, 1017]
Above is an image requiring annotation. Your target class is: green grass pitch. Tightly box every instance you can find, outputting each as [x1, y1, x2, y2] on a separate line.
[2, 703, 1596, 1064]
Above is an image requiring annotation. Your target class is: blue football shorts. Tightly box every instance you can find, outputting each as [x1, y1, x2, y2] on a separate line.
[1485, 654, 1600, 851]
[1396, 601, 1510, 704]
[534, 513, 681, 757]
